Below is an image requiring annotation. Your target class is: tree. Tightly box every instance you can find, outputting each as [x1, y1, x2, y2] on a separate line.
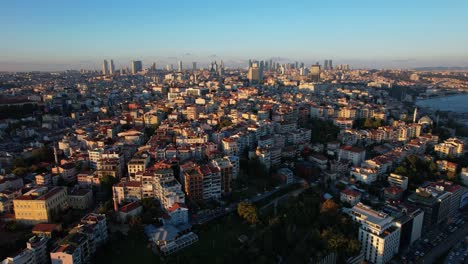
[305, 118, 340, 143]
[128, 216, 143, 231]
[100, 175, 118, 199]
[219, 119, 233, 129]
[12, 167, 28, 177]
[5, 221, 18, 232]
[237, 201, 259, 225]
[320, 199, 339, 214]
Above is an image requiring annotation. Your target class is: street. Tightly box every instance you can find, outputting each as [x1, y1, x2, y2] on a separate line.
[417, 224, 468, 264]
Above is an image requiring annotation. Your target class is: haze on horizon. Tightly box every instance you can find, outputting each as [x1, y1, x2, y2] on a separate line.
[1, 0, 468, 71]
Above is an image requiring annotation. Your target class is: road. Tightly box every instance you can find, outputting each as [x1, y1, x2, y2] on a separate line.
[417, 224, 468, 264]
[259, 187, 306, 211]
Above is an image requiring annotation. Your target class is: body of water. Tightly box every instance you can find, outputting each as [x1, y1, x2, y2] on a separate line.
[416, 94, 468, 113]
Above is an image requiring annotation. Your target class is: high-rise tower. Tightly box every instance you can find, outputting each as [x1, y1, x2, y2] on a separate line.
[102, 60, 109, 75]
[178, 61, 183, 72]
[109, 59, 115, 75]
[131, 60, 143, 74]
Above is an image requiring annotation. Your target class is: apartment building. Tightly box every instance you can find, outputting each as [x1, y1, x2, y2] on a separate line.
[434, 138, 464, 158]
[350, 203, 401, 264]
[211, 157, 233, 194]
[387, 173, 409, 191]
[339, 145, 366, 166]
[350, 167, 378, 184]
[1, 236, 49, 264]
[127, 153, 151, 179]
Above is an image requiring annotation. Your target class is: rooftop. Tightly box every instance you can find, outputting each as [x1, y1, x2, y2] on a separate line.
[16, 187, 65, 201]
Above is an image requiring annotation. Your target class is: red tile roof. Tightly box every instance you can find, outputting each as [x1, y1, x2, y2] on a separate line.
[167, 202, 187, 213]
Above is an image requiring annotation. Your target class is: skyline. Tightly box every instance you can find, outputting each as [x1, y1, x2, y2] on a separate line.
[2, 0, 468, 71]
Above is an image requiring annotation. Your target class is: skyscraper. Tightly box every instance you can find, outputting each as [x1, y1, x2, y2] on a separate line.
[329, 59, 333, 70]
[131, 60, 143, 74]
[310, 63, 321, 82]
[178, 61, 183, 72]
[109, 59, 115, 75]
[247, 61, 262, 84]
[218, 60, 225, 76]
[102, 60, 109, 75]
[192, 62, 197, 71]
[324, 60, 329, 70]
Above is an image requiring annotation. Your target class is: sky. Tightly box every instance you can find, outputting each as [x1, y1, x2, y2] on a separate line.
[1, 0, 468, 71]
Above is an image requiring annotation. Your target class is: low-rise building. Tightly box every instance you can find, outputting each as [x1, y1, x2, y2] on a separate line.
[13, 187, 68, 225]
[144, 224, 198, 256]
[340, 189, 362, 206]
[68, 188, 93, 210]
[387, 173, 408, 191]
[350, 167, 378, 184]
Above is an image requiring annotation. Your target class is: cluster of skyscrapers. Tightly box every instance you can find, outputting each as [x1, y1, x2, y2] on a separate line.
[324, 59, 333, 70]
[103, 58, 346, 80]
[101, 59, 115, 75]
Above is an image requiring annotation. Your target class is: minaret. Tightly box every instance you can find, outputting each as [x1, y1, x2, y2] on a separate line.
[413, 107, 418, 123]
[53, 145, 59, 164]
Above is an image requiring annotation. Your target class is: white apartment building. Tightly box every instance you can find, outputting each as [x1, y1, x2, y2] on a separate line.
[350, 167, 378, 184]
[434, 138, 464, 158]
[387, 173, 409, 190]
[350, 203, 401, 264]
[339, 145, 366, 166]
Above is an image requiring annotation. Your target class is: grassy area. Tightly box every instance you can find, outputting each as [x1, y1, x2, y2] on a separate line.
[94, 230, 160, 264]
[163, 214, 252, 263]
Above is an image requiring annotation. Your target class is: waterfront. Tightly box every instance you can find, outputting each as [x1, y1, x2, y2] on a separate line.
[416, 94, 468, 114]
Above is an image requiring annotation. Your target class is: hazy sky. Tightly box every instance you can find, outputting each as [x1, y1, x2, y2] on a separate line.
[1, 0, 468, 71]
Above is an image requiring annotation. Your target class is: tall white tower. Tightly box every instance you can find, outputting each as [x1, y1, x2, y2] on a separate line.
[413, 107, 418, 123]
[109, 59, 115, 75]
[102, 60, 109, 75]
[178, 61, 183, 72]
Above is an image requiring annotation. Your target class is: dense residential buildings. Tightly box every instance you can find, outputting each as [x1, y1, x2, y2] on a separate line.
[1, 236, 48, 264]
[1, 55, 468, 263]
